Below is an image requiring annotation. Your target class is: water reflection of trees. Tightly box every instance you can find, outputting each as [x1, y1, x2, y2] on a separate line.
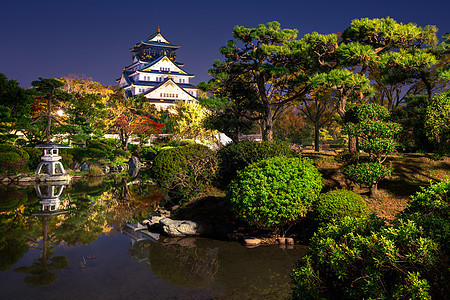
[0, 186, 39, 272]
[15, 217, 69, 286]
[131, 238, 219, 289]
[130, 237, 308, 298]
[0, 178, 166, 286]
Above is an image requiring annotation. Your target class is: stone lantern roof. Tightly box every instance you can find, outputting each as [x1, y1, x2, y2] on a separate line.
[35, 142, 70, 149]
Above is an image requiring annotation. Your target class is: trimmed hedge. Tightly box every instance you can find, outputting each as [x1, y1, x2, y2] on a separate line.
[217, 141, 297, 187]
[313, 189, 369, 224]
[151, 144, 218, 202]
[228, 156, 323, 233]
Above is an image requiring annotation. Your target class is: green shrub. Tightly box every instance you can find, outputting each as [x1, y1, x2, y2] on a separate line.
[141, 146, 158, 161]
[292, 181, 450, 299]
[344, 162, 393, 187]
[228, 156, 323, 234]
[86, 140, 113, 159]
[179, 139, 196, 146]
[99, 138, 119, 148]
[88, 165, 104, 177]
[313, 189, 369, 224]
[60, 152, 73, 168]
[127, 143, 139, 156]
[85, 148, 108, 159]
[151, 144, 218, 202]
[397, 180, 450, 252]
[113, 149, 131, 159]
[67, 147, 86, 163]
[87, 140, 112, 153]
[0, 144, 30, 172]
[70, 141, 115, 163]
[217, 141, 296, 187]
[23, 146, 42, 169]
[291, 215, 446, 299]
[334, 150, 359, 164]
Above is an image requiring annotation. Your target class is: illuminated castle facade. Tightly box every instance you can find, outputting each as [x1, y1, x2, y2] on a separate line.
[117, 28, 198, 110]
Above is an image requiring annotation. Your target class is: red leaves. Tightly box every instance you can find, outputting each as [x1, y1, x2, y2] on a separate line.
[30, 96, 47, 117]
[131, 115, 164, 135]
[115, 113, 164, 135]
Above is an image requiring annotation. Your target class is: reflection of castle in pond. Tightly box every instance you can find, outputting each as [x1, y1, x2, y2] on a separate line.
[35, 142, 69, 176]
[34, 184, 67, 214]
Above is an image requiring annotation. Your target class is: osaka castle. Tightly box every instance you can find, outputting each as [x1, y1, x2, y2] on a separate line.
[117, 28, 199, 110]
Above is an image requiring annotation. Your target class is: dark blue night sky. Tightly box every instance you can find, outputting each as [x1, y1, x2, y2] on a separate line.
[1, 0, 448, 88]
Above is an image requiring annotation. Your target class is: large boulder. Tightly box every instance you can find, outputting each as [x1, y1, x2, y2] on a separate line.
[159, 218, 210, 237]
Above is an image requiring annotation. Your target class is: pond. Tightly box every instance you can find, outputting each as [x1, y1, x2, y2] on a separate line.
[0, 174, 307, 299]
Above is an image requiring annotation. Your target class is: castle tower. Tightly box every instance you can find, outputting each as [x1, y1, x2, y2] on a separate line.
[117, 28, 199, 110]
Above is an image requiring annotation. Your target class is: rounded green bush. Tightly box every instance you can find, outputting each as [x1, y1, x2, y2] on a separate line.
[0, 144, 30, 172]
[227, 156, 323, 231]
[313, 189, 369, 223]
[88, 165, 104, 177]
[141, 146, 158, 161]
[23, 146, 42, 169]
[86, 148, 108, 159]
[61, 152, 73, 168]
[217, 141, 297, 186]
[344, 162, 393, 187]
[152, 144, 218, 202]
[87, 140, 112, 153]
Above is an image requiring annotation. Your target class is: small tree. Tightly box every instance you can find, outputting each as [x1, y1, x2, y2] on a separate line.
[343, 103, 402, 197]
[170, 101, 218, 144]
[131, 115, 164, 152]
[31, 78, 72, 143]
[198, 78, 260, 143]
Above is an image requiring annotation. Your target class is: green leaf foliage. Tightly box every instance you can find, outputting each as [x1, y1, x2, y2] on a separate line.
[343, 103, 401, 196]
[292, 180, 449, 299]
[291, 217, 444, 299]
[397, 180, 450, 252]
[151, 144, 218, 202]
[228, 156, 323, 231]
[0, 74, 33, 141]
[344, 162, 393, 187]
[0, 144, 30, 172]
[312, 189, 369, 224]
[23, 147, 42, 170]
[217, 141, 297, 187]
[425, 91, 450, 154]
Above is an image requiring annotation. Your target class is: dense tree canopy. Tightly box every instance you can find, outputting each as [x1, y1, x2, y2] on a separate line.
[0, 74, 34, 143]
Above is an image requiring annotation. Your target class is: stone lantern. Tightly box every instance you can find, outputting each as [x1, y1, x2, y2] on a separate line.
[35, 184, 66, 212]
[35, 142, 71, 181]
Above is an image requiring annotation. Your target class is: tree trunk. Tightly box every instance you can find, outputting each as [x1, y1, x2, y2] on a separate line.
[314, 120, 320, 152]
[46, 91, 53, 143]
[231, 132, 239, 143]
[370, 182, 378, 198]
[262, 106, 274, 142]
[348, 135, 358, 153]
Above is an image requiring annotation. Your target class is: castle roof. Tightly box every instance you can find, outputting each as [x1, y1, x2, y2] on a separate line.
[141, 78, 197, 100]
[130, 29, 180, 52]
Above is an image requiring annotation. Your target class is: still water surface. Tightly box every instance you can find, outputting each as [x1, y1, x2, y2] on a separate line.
[0, 176, 307, 299]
